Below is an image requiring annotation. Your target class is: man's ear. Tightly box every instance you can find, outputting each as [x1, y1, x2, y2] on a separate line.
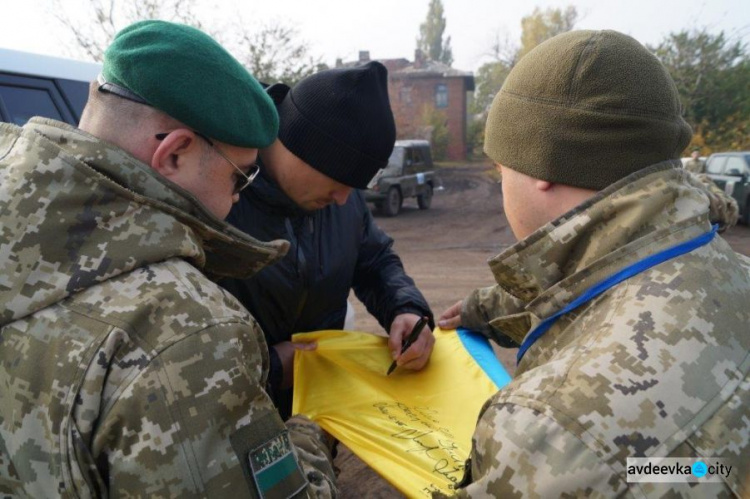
[150, 129, 200, 178]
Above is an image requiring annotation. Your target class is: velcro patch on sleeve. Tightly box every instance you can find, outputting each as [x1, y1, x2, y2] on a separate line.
[250, 433, 306, 496]
[230, 412, 307, 498]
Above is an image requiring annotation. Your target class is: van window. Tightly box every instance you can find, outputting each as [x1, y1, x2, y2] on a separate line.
[56, 79, 91, 122]
[0, 85, 64, 125]
[0, 73, 79, 125]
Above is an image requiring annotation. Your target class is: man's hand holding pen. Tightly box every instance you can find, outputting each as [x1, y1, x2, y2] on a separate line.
[387, 313, 435, 374]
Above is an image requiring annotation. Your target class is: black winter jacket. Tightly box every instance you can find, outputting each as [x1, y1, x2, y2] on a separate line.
[220, 172, 432, 412]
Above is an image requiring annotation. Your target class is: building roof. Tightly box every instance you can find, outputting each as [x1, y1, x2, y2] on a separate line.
[394, 59, 472, 78]
[337, 50, 474, 90]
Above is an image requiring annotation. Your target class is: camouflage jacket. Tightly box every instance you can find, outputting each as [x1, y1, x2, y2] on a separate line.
[684, 158, 706, 174]
[0, 119, 337, 498]
[456, 163, 750, 498]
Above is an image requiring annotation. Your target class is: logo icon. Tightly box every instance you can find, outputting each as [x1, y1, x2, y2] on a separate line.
[692, 461, 708, 478]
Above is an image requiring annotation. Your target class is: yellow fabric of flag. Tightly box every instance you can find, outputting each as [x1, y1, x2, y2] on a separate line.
[292, 328, 510, 498]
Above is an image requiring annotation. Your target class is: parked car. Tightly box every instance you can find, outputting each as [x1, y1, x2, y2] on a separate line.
[364, 139, 438, 217]
[0, 48, 100, 126]
[704, 151, 750, 224]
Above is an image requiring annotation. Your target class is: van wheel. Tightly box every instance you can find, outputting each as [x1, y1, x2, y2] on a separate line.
[381, 187, 402, 217]
[417, 184, 433, 210]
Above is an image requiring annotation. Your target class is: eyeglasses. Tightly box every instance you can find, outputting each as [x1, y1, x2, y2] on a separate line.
[155, 131, 259, 194]
[97, 75, 258, 194]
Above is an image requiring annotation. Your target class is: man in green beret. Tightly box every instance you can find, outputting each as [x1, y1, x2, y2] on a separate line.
[0, 20, 337, 497]
[438, 30, 749, 496]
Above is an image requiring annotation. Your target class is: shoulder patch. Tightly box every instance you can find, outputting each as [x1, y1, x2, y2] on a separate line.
[230, 415, 307, 498]
[250, 432, 306, 497]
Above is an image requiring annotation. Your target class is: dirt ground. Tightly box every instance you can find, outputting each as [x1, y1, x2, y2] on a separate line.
[336, 161, 750, 496]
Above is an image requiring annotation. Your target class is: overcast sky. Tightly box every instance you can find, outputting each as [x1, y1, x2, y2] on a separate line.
[0, 0, 748, 71]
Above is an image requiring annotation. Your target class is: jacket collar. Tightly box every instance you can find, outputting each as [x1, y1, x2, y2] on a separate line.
[243, 166, 312, 219]
[0, 119, 288, 327]
[486, 162, 718, 345]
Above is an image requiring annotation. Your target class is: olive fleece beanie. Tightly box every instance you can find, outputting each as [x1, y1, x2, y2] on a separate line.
[484, 30, 692, 190]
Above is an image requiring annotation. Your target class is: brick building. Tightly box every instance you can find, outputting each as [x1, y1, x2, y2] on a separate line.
[337, 50, 474, 161]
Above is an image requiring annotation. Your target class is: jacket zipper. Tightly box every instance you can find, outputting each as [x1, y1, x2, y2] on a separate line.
[286, 217, 309, 328]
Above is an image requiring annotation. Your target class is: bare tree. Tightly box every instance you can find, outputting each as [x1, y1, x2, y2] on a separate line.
[52, 0, 207, 62]
[231, 19, 325, 86]
[50, 0, 323, 85]
[483, 30, 518, 68]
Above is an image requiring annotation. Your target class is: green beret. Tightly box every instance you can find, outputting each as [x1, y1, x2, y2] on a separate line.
[102, 20, 278, 148]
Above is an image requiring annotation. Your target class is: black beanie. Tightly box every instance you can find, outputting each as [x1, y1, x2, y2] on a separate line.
[269, 61, 396, 189]
[484, 30, 693, 191]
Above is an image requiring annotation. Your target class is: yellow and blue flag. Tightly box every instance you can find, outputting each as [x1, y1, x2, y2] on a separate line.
[292, 327, 510, 497]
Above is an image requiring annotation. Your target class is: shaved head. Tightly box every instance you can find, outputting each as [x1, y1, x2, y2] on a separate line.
[79, 81, 186, 162]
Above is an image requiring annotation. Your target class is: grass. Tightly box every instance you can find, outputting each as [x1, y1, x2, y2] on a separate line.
[433, 158, 501, 183]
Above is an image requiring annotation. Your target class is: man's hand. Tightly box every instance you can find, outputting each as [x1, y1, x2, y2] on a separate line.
[437, 300, 463, 330]
[272, 340, 317, 389]
[388, 313, 435, 370]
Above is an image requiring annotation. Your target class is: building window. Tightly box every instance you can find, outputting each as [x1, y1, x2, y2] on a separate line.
[435, 84, 448, 108]
[400, 86, 412, 105]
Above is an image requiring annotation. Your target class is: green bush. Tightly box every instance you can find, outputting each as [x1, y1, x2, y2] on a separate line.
[420, 106, 449, 160]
